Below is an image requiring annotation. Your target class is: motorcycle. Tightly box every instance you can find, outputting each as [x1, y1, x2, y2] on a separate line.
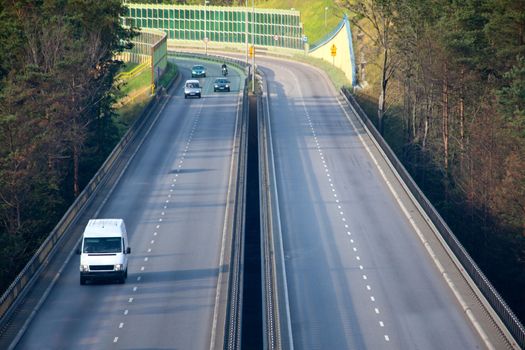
[222, 67, 228, 76]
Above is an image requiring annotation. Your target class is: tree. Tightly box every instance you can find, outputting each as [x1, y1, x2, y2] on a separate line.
[0, 0, 133, 292]
[344, 0, 399, 134]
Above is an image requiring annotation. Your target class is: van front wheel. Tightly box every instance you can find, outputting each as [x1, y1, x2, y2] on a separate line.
[118, 272, 126, 284]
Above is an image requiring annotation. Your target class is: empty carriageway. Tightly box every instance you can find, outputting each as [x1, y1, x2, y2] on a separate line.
[256, 55, 516, 350]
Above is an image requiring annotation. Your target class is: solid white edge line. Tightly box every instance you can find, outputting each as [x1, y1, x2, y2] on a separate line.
[209, 73, 244, 350]
[338, 91, 495, 350]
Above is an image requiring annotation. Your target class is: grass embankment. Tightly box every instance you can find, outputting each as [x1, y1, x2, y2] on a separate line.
[255, 0, 342, 44]
[115, 62, 178, 133]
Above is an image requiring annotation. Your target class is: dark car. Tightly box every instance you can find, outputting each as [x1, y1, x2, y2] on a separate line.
[214, 78, 231, 92]
[191, 65, 206, 78]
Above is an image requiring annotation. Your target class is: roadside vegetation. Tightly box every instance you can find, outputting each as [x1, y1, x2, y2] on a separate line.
[344, 0, 525, 322]
[0, 0, 134, 294]
[116, 61, 178, 129]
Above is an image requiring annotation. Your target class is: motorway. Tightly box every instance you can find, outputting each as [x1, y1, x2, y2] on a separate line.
[7, 53, 497, 350]
[14, 59, 243, 349]
[260, 57, 484, 349]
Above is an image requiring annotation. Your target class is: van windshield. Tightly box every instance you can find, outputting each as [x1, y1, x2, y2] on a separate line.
[83, 237, 122, 253]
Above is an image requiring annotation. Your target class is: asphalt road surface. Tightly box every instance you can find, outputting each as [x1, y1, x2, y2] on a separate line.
[14, 59, 243, 350]
[260, 57, 484, 350]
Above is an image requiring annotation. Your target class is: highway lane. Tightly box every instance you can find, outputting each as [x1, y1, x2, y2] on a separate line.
[260, 57, 484, 349]
[14, 59, 243, 350]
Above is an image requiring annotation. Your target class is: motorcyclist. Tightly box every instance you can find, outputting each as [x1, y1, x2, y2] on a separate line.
[221, 63, 228, 76]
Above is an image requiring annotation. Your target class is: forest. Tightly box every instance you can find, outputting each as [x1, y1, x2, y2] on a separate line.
[345, 0, 525, 321]
[0, 0, 133, 294]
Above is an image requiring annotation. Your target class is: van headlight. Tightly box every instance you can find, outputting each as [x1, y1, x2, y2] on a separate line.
[115, 264, 123, 271]
[80, 265, 89, 272]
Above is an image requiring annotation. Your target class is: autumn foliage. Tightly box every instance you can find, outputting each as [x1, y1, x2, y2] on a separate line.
[346, 0, 525, 321]
[0, 0, 134, 293]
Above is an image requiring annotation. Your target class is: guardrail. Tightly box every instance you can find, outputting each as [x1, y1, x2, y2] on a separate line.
[222, 76, 249, 350]
[258, 70, 294, 350]
[341, 87, 525, 349]
[115, 61, 150, 81]
[169, 51, 250, 76]
[0, 72, 178, 333]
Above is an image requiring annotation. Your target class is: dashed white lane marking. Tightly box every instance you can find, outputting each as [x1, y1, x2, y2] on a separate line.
[150, 240, 155, 244]
[302, 104, 394, 344]
[119, 323, 124, 329]
[128, 298, 133, 303]
[124, 310, 129, 315]
[147, 248, 151, 253]
[144, 257, 149, 262]
[137, 276, 141, 281]
[133, 287, 138, 292]
[114, 337, 119, 343]
[140, 266, 145, 271]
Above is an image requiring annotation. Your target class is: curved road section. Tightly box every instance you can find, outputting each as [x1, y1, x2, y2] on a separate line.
[260, 57, 490, 349]
[13, 59, 243, 349]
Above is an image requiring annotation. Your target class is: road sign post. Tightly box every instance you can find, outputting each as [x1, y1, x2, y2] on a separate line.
[330, 44, 337, 65]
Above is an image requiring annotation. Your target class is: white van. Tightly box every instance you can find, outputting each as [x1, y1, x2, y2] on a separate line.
[78, 219, 130, 285]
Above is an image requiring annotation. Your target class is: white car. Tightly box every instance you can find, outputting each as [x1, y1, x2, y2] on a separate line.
[184, 79, 202, 99]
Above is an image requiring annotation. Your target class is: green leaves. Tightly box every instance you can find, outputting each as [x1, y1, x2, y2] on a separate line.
[499, 56, 525, 140]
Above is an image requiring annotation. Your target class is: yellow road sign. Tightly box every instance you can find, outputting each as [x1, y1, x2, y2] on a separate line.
[249, 45, 255, 58]
[330, 44, 337, 57]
